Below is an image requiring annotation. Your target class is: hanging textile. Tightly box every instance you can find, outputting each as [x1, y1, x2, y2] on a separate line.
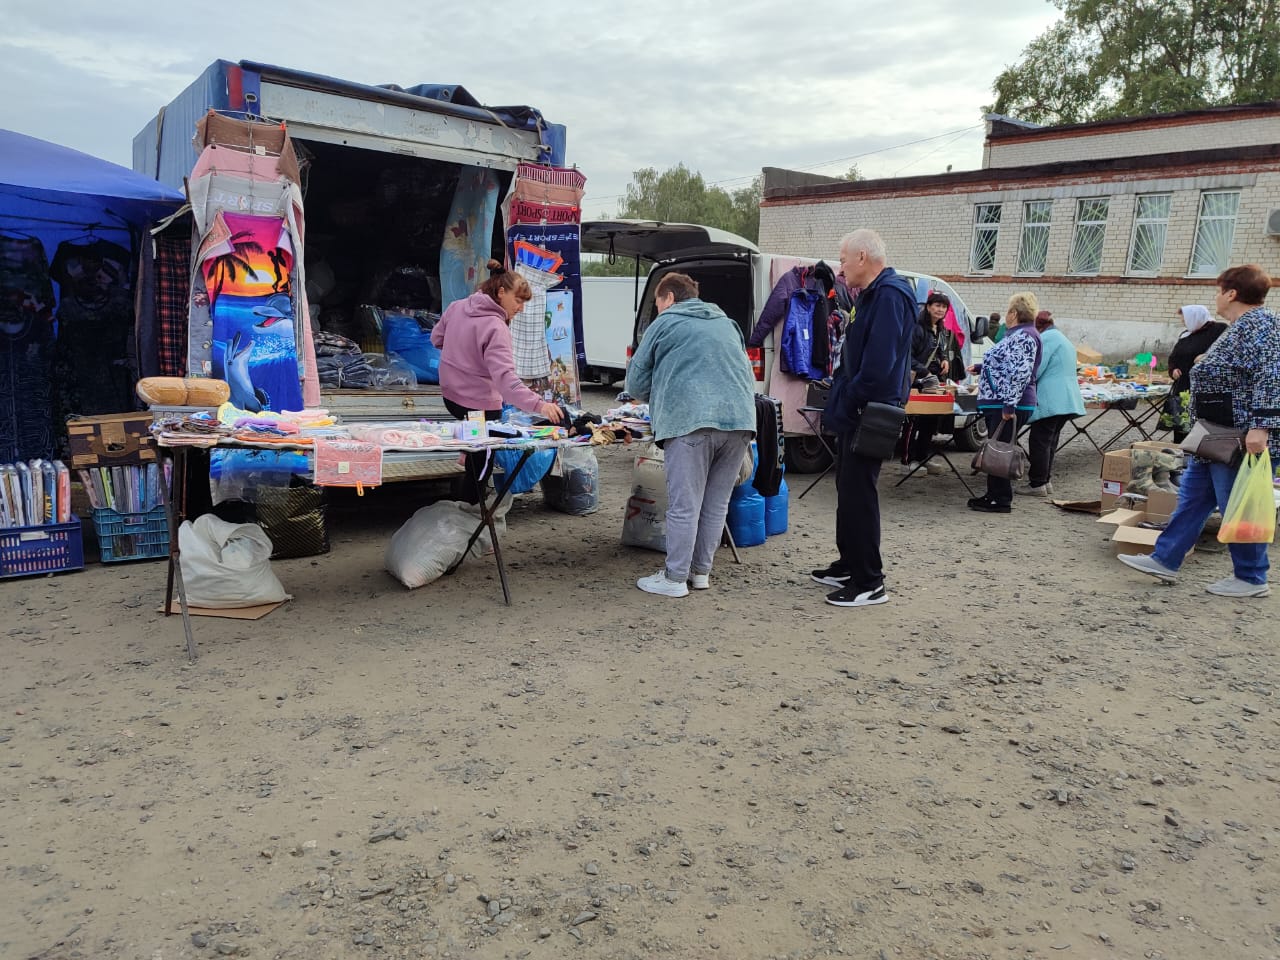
[185, 111, 319, 406]
[510, 262, 561, 380]
[198, 212, 303, 413]
[545, 289, 579, 403]
[439, 166, 500, 310]
[50, 237, 136, 417]
[0, 231, 55, 461]
[155, 232, 192, 377]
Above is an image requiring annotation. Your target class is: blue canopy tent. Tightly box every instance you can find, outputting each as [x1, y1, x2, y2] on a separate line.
[1, 129, 185, 462]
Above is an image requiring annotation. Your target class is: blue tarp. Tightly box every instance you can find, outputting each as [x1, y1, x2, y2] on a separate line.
[1, 127, 185, 230]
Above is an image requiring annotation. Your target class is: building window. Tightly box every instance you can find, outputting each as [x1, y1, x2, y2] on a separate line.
[1068, 198, 1109, 274]
[1016, 200, 1052, 274]
[970, 203, 1001, 273]
[1189, 190, 1240, 277]
[1126, 194, 1171, 274]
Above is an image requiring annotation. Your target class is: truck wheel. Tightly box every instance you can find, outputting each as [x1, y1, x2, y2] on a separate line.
[952, 416, 987, 452]
[785, 435, 834, 474]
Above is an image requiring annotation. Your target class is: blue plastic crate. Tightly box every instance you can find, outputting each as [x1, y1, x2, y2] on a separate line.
[92, 506, 170, 563]
[0, 521, 85, 579]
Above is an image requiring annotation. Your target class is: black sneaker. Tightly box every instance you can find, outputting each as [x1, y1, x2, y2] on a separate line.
[967, 497, 1011, 514]
[811, 564, 851, 588]
[826, 584, 889, 607]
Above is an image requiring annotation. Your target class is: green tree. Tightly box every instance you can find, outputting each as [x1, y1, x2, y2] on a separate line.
[992, 0, 1280, 125]
[617, 164, 762, 243]
[842, 164, 865, 181]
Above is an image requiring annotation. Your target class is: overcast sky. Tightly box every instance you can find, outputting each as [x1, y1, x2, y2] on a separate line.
[1, 1, 1058, 215]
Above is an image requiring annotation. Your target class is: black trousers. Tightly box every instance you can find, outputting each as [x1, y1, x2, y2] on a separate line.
[906, 414, 944, 462]
[834, 431, 884, 592]
[1027, 414, 1073, 487]
[981, 409, 1031, 504]
[444, 398, 502, 504]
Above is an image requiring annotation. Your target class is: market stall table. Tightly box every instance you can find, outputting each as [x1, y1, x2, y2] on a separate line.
[1047, 385, 1172, 455]
[895, 392, 976, 496]
[156, 435, 553, 661]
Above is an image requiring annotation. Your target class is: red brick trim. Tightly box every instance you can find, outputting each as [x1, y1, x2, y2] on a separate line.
[987, 101, 1280, 144]
[936, 274, 1219, 287]
[762, 144, 1277, 204]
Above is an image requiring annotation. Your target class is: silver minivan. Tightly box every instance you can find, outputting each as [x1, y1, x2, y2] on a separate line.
[580, 220, 990, 472]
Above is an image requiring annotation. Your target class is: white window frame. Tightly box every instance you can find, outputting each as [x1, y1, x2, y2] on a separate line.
[1125, 193, 1171, 276]
[1068, 197, 1110, 276]
[1015, 200, 1053, 275]
[970, 203, 1001, 274]
[1188, 190, 1240, 278]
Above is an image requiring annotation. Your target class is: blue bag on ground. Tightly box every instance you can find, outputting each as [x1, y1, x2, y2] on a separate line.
[765, 468, 788, 536]
[383, 313, 441, 384]
[493, 447, 556, 495]
[727, 442, 766, 547]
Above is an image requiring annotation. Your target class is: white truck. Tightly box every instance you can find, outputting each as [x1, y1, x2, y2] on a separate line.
[581, 276, 642, 386]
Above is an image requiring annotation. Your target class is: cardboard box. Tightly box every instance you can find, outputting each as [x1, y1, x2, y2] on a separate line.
[1097, 506, 1189, 558]
[66, 413, 156, 469]
[1076, 341, 1104, 364]
[905, 392, 954, 415]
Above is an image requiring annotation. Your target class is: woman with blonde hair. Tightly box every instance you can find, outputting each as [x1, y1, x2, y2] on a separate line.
[969, 292, 1042, 513]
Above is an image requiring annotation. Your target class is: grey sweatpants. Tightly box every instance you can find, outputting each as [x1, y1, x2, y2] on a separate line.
[662, 428, 753, 581]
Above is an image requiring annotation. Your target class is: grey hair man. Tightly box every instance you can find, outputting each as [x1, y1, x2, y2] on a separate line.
[810, 229, 917, 607]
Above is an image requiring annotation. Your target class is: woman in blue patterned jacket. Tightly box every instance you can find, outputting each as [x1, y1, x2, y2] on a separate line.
[1120, 264, 1280, 598]
[968, 292, 1041, 514]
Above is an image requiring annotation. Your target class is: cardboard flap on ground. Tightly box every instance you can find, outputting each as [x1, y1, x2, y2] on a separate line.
[1076, 342, 1104, 364]
[1097, 507, 1189, 556]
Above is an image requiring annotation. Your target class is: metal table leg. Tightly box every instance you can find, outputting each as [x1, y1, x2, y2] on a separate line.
[446, 448, 533, 605]
[796, 408, 838, 499]
[159, 448, 197, 661]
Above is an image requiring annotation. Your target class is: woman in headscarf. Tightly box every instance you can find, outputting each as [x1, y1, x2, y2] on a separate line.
[1162, 304, 1227, 442]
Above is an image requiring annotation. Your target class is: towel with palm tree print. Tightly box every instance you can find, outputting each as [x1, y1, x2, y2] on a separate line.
[198, 212, 302, 413]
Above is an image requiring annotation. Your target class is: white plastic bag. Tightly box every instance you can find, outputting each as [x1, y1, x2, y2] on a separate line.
[178, 514, 290, 608]
[621, 443, 667, 552]
[385, 500, 504, 589]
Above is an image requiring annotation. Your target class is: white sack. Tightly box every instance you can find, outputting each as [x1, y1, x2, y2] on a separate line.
[385, 500, 505, 590]
[621, 443, 667, 552]
[178, 514, 290, 608]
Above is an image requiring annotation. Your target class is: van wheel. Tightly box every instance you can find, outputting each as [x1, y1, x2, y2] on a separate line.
[952, 416, 987, 452]
[785, 435, 834, 474]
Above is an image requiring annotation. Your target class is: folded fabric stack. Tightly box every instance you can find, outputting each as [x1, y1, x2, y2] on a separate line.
[315, 332, 375, 388]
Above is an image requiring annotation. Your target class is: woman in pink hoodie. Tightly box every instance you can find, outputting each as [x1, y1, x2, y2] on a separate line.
[431, 260, 564, 424]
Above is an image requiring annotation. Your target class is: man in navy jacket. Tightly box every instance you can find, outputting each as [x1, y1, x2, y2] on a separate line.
[812, 229, 916, 607]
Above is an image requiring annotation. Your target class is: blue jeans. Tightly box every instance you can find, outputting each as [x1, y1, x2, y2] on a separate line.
[1152, 458, 1270, 585]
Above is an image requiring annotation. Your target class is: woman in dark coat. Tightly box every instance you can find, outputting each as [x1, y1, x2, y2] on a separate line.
[903, 292, 956, 473]
[1163, 304, 1227, 441]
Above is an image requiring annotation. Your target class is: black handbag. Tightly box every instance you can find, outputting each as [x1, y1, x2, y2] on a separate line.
[849, 402, 907, 460]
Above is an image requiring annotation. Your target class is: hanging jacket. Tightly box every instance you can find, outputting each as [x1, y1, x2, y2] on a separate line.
[747, 263, 837, 377]
[752, 394, 784, 497]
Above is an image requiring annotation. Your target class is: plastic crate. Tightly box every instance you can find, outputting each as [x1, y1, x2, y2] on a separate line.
[0, 521, 85, 579]
[92, 506, 170, 563]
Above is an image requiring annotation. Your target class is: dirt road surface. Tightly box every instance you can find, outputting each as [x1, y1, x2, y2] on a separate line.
[3, 396, 1276, 960]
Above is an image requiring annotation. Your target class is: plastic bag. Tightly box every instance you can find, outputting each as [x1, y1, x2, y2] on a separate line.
[493, 447, 557, 495]
[385, 500, 497, 589]
[1218, 451, 1276, 544]
[621, 443, 667, 551]
[178, 514, 290, 608]
[383, 312, 442, 384]
[366, 352, 418, 390]
[541, 445, 599, 515]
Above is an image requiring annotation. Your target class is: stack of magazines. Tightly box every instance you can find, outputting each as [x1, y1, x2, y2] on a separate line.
[78, 463, 169, 514]
[0, 460, 73, 529]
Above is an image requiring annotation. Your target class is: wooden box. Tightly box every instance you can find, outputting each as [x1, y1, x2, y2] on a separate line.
[66, 413, 156, 468]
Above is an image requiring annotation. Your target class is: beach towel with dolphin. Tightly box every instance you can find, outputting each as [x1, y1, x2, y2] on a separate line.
[200, 213, 303, 413]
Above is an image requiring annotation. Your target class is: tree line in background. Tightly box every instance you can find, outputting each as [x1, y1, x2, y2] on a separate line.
[584, 0, 1278, 271]
[993, 0, 1280, 124]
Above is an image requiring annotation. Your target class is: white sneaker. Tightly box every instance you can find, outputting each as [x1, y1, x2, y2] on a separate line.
[925, 460, 946, 476]
[900, 461, 921, 476]
[637, 571, 689, 597]
[1117, 553, 1178, 583]
[689, 572, 710, 590]
[1205, 576, 1270, 598]
[1015, 482, 1052, 497]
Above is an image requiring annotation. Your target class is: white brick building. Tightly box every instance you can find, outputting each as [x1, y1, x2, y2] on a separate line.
[759, 101, 1280, 358]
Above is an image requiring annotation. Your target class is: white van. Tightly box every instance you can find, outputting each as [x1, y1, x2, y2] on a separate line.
[580, 220, 990, 472]
[580, 276, 640, 386]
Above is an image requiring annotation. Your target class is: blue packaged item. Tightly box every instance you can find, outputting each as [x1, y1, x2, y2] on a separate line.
[493, 447, 557, 495]
[765, 469, 788, 536]
[727, 442, 766, 547]
[383, 313, 441, 384]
